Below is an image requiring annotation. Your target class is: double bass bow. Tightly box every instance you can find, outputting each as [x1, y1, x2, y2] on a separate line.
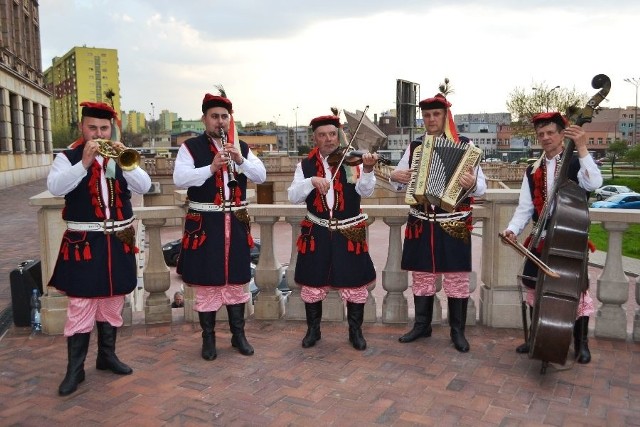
[527, 74, 610, 373]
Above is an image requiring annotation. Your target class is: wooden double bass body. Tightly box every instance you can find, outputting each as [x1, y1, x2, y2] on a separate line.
[528, 74, 611, 368]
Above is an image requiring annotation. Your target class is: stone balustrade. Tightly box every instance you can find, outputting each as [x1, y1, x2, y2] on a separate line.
[30, 189, 640, 342]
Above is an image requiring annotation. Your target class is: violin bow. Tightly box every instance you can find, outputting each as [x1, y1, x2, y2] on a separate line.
[329, 105, 370, 184]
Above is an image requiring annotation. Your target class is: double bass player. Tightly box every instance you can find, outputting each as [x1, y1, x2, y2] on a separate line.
[501, 111, 602, 364]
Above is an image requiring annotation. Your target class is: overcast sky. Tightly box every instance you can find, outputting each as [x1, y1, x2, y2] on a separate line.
[39, 1, 640, 126]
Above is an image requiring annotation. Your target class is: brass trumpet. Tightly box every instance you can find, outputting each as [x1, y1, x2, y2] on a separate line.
[94, 139, 141, 171]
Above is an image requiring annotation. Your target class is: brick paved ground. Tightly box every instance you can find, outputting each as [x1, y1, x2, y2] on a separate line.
[1, 179, 640, 426]
[1, 318, 639, 426]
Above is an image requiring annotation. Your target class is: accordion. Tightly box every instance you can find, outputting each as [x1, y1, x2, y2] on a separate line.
[405, 135, 482, 212]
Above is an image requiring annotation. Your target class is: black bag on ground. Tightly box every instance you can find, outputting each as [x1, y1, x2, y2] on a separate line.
[9, 260, 43, 327]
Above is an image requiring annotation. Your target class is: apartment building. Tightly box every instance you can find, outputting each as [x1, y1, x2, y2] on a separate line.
[44, 46, 120, 132]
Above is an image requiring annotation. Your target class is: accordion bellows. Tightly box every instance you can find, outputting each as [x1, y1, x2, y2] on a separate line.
[405, 135, 482, 212]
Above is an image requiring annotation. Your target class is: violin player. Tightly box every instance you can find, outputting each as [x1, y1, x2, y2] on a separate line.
[287, 114, 378, 350]
[47, 102, 151, 396]
[389, 92, 486, 353]
[501, 112, 602, 364]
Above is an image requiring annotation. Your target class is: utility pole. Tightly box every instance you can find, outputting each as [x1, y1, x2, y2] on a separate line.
[533, 85, 560, 112]
[293, 106, 299, 154]
[150, 102, 155, 148]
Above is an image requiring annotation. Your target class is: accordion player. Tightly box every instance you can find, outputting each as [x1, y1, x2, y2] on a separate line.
[405, 135, 482, 212]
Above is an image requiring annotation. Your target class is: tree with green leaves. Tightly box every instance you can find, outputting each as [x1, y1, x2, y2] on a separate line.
[625, 144, 640, 167]
[506, 83, 588, 140]
[606, 140, 628, 179]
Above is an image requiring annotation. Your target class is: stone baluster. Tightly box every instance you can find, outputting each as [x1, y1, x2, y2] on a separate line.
[363, 217, 377, 323]
[381, 215, 409, 323]
[253, 214, 284, 319]
[284, 215, 305, 320]
[142, 217, 172, 324]
[595, 221, 629, 340]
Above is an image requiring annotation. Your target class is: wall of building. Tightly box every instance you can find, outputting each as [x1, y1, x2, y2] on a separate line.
[0, 0, 53, 189]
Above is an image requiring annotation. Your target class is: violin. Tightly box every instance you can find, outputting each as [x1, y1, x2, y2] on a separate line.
[326, 147, 391, 167]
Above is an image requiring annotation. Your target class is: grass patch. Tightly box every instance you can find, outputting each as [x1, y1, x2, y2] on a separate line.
[589, 223, 640, 259]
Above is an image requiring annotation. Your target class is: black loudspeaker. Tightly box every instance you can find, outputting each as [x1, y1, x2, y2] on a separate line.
[9, 259, 43, 327]
[396, 79, 418, 128]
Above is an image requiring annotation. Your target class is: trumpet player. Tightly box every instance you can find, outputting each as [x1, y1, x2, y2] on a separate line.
[47, 101, 151, 396]
[173, 91, 266, 361]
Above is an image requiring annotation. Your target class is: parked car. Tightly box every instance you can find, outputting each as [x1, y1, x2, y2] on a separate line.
[162, 239, 181, 266]
[593, 185, 633, 201]
[162, 238, 262, 267]
[591, 193, 640, 209]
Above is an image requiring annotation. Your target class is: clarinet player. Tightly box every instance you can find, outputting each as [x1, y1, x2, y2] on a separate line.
[173, 90, 266, 361]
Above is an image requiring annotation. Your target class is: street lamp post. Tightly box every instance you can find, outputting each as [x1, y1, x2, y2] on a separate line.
[273, 114, 281, 151]
[150, 102, 155, 148]
[293, 106, 299, 154]
[624, 78, 639, 146]
[533, 85, 560, 112]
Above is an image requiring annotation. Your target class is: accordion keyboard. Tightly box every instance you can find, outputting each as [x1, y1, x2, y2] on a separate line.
[405, 135, 482, 212]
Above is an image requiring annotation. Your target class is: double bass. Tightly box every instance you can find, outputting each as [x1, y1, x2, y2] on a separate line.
[527, 74, 610, 373]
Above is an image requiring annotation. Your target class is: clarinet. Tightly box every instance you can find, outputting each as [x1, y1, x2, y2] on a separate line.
[219, 127, 238, 189]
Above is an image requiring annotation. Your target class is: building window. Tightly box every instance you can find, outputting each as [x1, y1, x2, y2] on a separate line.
[597, 138, 603, 145]
[588, 138, 594, 144]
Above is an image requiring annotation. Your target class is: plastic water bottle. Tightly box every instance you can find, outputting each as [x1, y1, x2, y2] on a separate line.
[30, 288, 42, 333]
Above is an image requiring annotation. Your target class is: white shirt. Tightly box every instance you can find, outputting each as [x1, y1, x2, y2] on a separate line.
[506, 153, 603, 236]
[47, 152, 152, 219]
[173, 139, 266, 200]
[287, 154, 376, 210]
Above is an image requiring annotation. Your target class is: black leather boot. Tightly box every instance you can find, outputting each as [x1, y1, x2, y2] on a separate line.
[227, 304, 254, 356]
[96, 322, 133, 375]
[399, 295, 434, 343]
[347, 302, 367, 351]
[198, 311, 217, 361]
[574, 316, 591, 364]
[302, 301, 322, 348]
[448, 297, 470, 353]
[59, 333, 91, 396]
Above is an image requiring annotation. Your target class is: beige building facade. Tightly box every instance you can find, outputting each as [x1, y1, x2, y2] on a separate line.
[0, 0, 53, 189]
